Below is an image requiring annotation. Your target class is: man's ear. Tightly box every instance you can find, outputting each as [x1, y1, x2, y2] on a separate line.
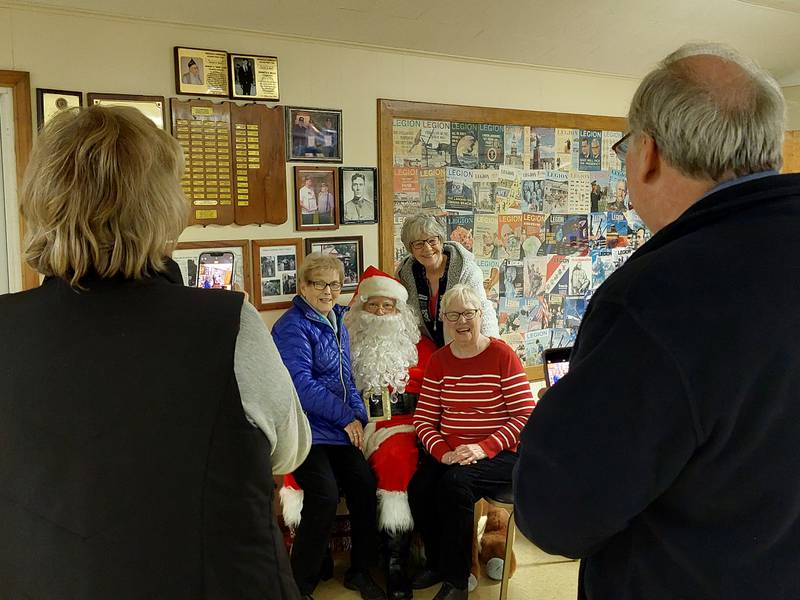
[635, 134, 661, 184]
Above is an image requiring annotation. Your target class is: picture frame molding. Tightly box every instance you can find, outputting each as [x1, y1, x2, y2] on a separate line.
[228, 52, 280, 102]
[339, 166, 379, 225]
[173, 239, 252, 299]
[303, 234, 364, 294]
[36, 87, 82, 129]
[251, 238, 303, 310]
[86, 92, 167, 130]
[285, 105, 343, 163]
[174, 46, 230, 98]
[293, 165, 340, 232]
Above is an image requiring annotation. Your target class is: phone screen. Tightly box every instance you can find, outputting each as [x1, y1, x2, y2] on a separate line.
[197, 251, 235, 291]
[543, 347, 571, 387]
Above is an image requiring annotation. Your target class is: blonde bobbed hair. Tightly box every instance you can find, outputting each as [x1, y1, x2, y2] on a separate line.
[20, 105, 188, 286]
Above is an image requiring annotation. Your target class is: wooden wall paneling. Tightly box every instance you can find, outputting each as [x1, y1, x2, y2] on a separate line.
[782, 130, 800, 173]
[171, 98, 235, 226]
[229, 103, 287, 225]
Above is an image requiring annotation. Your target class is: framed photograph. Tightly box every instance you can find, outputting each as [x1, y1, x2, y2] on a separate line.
[251, 238, 302, 310]
[36, 88, 82, 129]
[174, 46, 230, 97]
[87, 93, 167, 130]
[172, 240, 252, 299]
[339, 167, 378, 224]
[229, 53, 279, 101]
[294, 166, 339, 231]
[304, 235, 364, 293]
[285, 106, 342, 162]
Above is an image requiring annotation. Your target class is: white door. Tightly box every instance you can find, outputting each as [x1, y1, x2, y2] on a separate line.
[0, 87, 21, 295]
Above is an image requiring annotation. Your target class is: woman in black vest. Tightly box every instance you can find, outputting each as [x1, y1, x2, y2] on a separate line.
[0, 105, 311, 599]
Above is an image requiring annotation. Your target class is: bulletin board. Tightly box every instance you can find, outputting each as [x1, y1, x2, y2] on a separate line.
[377, 99, 649, 380]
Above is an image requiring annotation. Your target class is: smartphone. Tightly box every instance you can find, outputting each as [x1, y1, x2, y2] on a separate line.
[543, 347, 571, 387]
[196, 251, 235, 291]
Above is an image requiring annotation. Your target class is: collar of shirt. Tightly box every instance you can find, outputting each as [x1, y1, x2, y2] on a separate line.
[702, 170, 778, 199]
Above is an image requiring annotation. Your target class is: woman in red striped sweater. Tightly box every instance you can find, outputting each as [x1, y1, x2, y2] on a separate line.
[408, 284, 536, 600]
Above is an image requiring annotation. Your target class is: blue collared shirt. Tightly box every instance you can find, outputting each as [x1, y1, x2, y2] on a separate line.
[703, 170, 778, 198]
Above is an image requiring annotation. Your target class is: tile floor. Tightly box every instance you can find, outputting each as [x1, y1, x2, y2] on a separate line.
[314, 535, 579, 600]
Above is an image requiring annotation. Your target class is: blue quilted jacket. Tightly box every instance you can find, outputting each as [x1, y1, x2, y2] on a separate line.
[272, 296, 366, 445]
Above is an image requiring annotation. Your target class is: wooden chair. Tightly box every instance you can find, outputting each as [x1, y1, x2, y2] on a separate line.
[474, 486, 516, 600]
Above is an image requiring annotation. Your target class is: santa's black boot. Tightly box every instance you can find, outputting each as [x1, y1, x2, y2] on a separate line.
[385, 530, 413, 600]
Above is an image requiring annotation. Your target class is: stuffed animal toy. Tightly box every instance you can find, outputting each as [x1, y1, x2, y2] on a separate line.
[469, 500, 517, 591]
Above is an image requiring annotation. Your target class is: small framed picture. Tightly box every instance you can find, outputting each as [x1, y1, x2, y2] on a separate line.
[229, 53, 279, 101]
[294, 166, 339, 231]
[172, 240, 252, 299]
[36, 88, 82, 129]
[304, 235, 364, 293]
[87, 93, 167, 130]
[174, 46, 230, 97]
[285, 106, 342, 162]
[339, 167, 378, 224]
[251, 238, 302, 310]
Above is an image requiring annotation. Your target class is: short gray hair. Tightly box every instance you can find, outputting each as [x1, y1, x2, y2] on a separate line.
[628, 42, 785, 180]
[298, 252, 344, 284]
[400, 213, 446, 252]
[440, 283, 482, 315]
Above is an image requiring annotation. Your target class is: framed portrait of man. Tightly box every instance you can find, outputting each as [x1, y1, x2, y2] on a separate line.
[339, 167, 378, 225]
[36, 88, 82, 129]
[294, 166, 339, 231]
[285, 107, 342, 162]
[228, 53, 279, 101]
[174, 46, 230, 97]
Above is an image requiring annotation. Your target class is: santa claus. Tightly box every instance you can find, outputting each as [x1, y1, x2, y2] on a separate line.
[281, 266, 436, 600]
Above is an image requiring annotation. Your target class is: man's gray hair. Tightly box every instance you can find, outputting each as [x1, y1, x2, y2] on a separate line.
[400, 213, 447, 252]
[628, 42, 785, 181]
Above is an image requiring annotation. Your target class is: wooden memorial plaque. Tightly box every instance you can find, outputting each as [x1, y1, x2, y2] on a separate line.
[229, 103, 287, 225]
[171, 98, 235, 225]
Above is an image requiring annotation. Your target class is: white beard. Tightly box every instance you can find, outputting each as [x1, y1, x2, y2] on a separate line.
[345, 308, 420, 395]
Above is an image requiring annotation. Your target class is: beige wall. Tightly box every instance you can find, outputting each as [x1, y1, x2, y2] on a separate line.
[0, 5, 647, 326]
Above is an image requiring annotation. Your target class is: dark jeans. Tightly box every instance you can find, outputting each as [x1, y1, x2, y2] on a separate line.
[291, 444, 378, 595]
[407, 450, 518, 589]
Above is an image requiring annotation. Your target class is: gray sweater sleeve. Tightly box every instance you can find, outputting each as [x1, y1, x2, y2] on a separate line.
[234, 301, 311, 474]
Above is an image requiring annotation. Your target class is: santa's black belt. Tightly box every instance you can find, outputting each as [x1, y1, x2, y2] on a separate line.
[390, 392, 418, 416]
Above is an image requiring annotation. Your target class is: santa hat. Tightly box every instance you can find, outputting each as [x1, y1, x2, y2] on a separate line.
[355, 265, 408, 303]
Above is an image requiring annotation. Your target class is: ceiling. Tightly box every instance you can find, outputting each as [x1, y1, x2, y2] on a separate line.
[13, 0, 800, 84]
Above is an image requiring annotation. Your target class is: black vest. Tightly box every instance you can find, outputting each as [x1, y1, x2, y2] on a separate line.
[0, 271, 298, 599]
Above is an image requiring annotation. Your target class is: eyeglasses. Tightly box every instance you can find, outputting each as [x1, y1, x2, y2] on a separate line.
[443, 309, 480, 322]
[410, 237, 440, 251]
[365, 300, 396, 313]
[309, 280, 342, 291]
[611, 132, 631, 163]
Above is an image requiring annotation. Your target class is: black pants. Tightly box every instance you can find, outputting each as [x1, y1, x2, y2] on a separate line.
[407, 450, 518, 589]
[291, 444, 378, 595]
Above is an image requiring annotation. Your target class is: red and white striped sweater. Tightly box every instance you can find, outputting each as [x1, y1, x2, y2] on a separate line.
[413, 338, 536, 461]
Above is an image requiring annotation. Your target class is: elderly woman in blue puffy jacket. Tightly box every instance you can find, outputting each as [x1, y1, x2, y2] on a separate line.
[272, 252, 385, 600]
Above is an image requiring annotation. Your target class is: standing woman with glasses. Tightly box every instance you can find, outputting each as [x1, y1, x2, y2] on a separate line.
[396, 214, 498, 348]
[407, 284, 535, 600]
[272, 253, 385, 600]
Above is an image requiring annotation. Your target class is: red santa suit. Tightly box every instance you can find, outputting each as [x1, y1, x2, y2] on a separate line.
[281, 267, 434, 534]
